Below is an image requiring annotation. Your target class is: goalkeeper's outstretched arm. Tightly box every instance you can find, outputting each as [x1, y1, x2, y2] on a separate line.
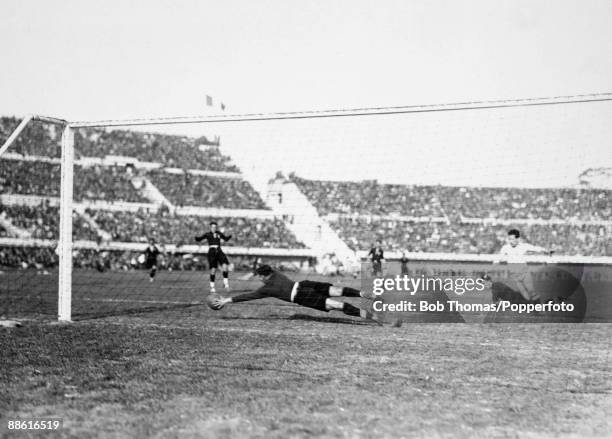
[211, 289, 268, 309]
[229, 290, 268, 303]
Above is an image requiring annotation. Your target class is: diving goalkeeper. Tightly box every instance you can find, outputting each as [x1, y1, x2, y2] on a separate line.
[209, 265, 400, 326]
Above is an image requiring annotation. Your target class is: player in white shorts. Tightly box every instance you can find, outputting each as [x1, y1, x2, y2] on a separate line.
[497, 228, 550, 301]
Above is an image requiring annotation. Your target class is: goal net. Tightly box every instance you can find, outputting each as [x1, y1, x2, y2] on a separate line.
[1, 95, 611, 321]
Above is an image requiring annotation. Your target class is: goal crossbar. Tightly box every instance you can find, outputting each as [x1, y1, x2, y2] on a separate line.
[68, 93, 612, 128]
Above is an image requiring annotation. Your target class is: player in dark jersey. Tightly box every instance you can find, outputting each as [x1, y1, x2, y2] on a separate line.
[144, 238, 161, 282]
[209, 265, 401, 326]
[399, 251, 409, 275]
[368, 240, 384, 276]
[195, 221, 232, 293]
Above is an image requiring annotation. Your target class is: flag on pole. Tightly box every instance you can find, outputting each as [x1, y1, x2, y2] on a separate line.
[205, 94, 226, 111]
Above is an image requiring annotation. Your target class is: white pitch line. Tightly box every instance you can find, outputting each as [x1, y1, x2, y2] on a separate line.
[5, 295, 200, 305]
[5, 294, 300, 307]
[76, 297, 200, 305]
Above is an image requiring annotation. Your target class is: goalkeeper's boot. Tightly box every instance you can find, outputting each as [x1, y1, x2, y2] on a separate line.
[359, 290, 377, 300]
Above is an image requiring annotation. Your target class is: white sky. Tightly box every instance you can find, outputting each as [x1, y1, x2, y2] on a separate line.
[2, 0, 611, 187]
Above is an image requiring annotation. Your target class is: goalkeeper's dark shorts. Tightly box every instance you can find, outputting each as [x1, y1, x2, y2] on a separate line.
[207, 248, 229, 268]
[293, 280, 333, 311]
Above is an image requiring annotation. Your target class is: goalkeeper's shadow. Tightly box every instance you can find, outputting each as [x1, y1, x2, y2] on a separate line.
[216, 313, 373, 325]
[287, 313, 374, 325]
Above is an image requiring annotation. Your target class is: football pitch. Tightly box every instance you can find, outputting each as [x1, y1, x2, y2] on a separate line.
[1, 269, 611, 438]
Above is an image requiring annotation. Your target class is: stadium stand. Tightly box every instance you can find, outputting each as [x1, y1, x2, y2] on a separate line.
[291, 175, 611, 222]
[0, 160, 60, 197]
[0, 117, 62, 158]
[1, 115, 609, 272]
[0, 202, 59, 239]
[0, 246, 57, 269]
[331, 217, 611, 256]
[0, 117, 307, 271]
[85, 208, 305, 248]
[290, 175, 446, 217]
[69, 248, 258, 272]
[444, 186, 611, 221]
[0, 160, 148, 203]
[0, 202, 101, 241]
[73, 127, 238, 172]
[147, 170, 266, 209]
[1, 117, 237, 172]
[292, 175, 611, 256]
[74, 165, 148, 203]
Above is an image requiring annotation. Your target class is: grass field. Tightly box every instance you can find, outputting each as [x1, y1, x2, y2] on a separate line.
[1, 269, 612, 438]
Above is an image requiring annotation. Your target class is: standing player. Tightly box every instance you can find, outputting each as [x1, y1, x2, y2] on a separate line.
[368, 240, 385, 276]
[144, 238, 161, 282]
[209, 265, 400, 326]
[485, 229, 583, 322]
[399, 251, 409, 275]
[496, 228, 550, 301]
[195, 221, 232, 293]
[499, 228, 550, 260]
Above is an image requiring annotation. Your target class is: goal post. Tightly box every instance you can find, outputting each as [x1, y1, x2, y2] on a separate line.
[58, 125, 74, 321]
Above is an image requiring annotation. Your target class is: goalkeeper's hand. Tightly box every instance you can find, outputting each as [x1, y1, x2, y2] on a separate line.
[211, 296, 231, 310]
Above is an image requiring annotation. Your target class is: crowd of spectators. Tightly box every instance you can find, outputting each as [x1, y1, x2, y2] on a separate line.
[0, 202, 58, 240]
[74, 165, 148, 203]
[444, 186, 611, 221]
[0, 159, 265, 208]
[0, 160, 148, 203]
[0, 117, 62, 158]
[0, 160, 60, 197]
[2, 117, 610, 260]
[0, 246, 273, 272]
[331, 217, 611, 256]
[3, 217, 608, 270]
[292, 175, 610, 255]
[86, 208, 305, 249]
[291, 176, 446, 217]
[148, 171, 266, 209]
[0, 246, 57, 269]
[1, 117, 239, 172]
[0, 202, 99, 241]
[74, 128, 239, 172]
[292, 175, 611, 222]
[72, 249, 262, 272]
